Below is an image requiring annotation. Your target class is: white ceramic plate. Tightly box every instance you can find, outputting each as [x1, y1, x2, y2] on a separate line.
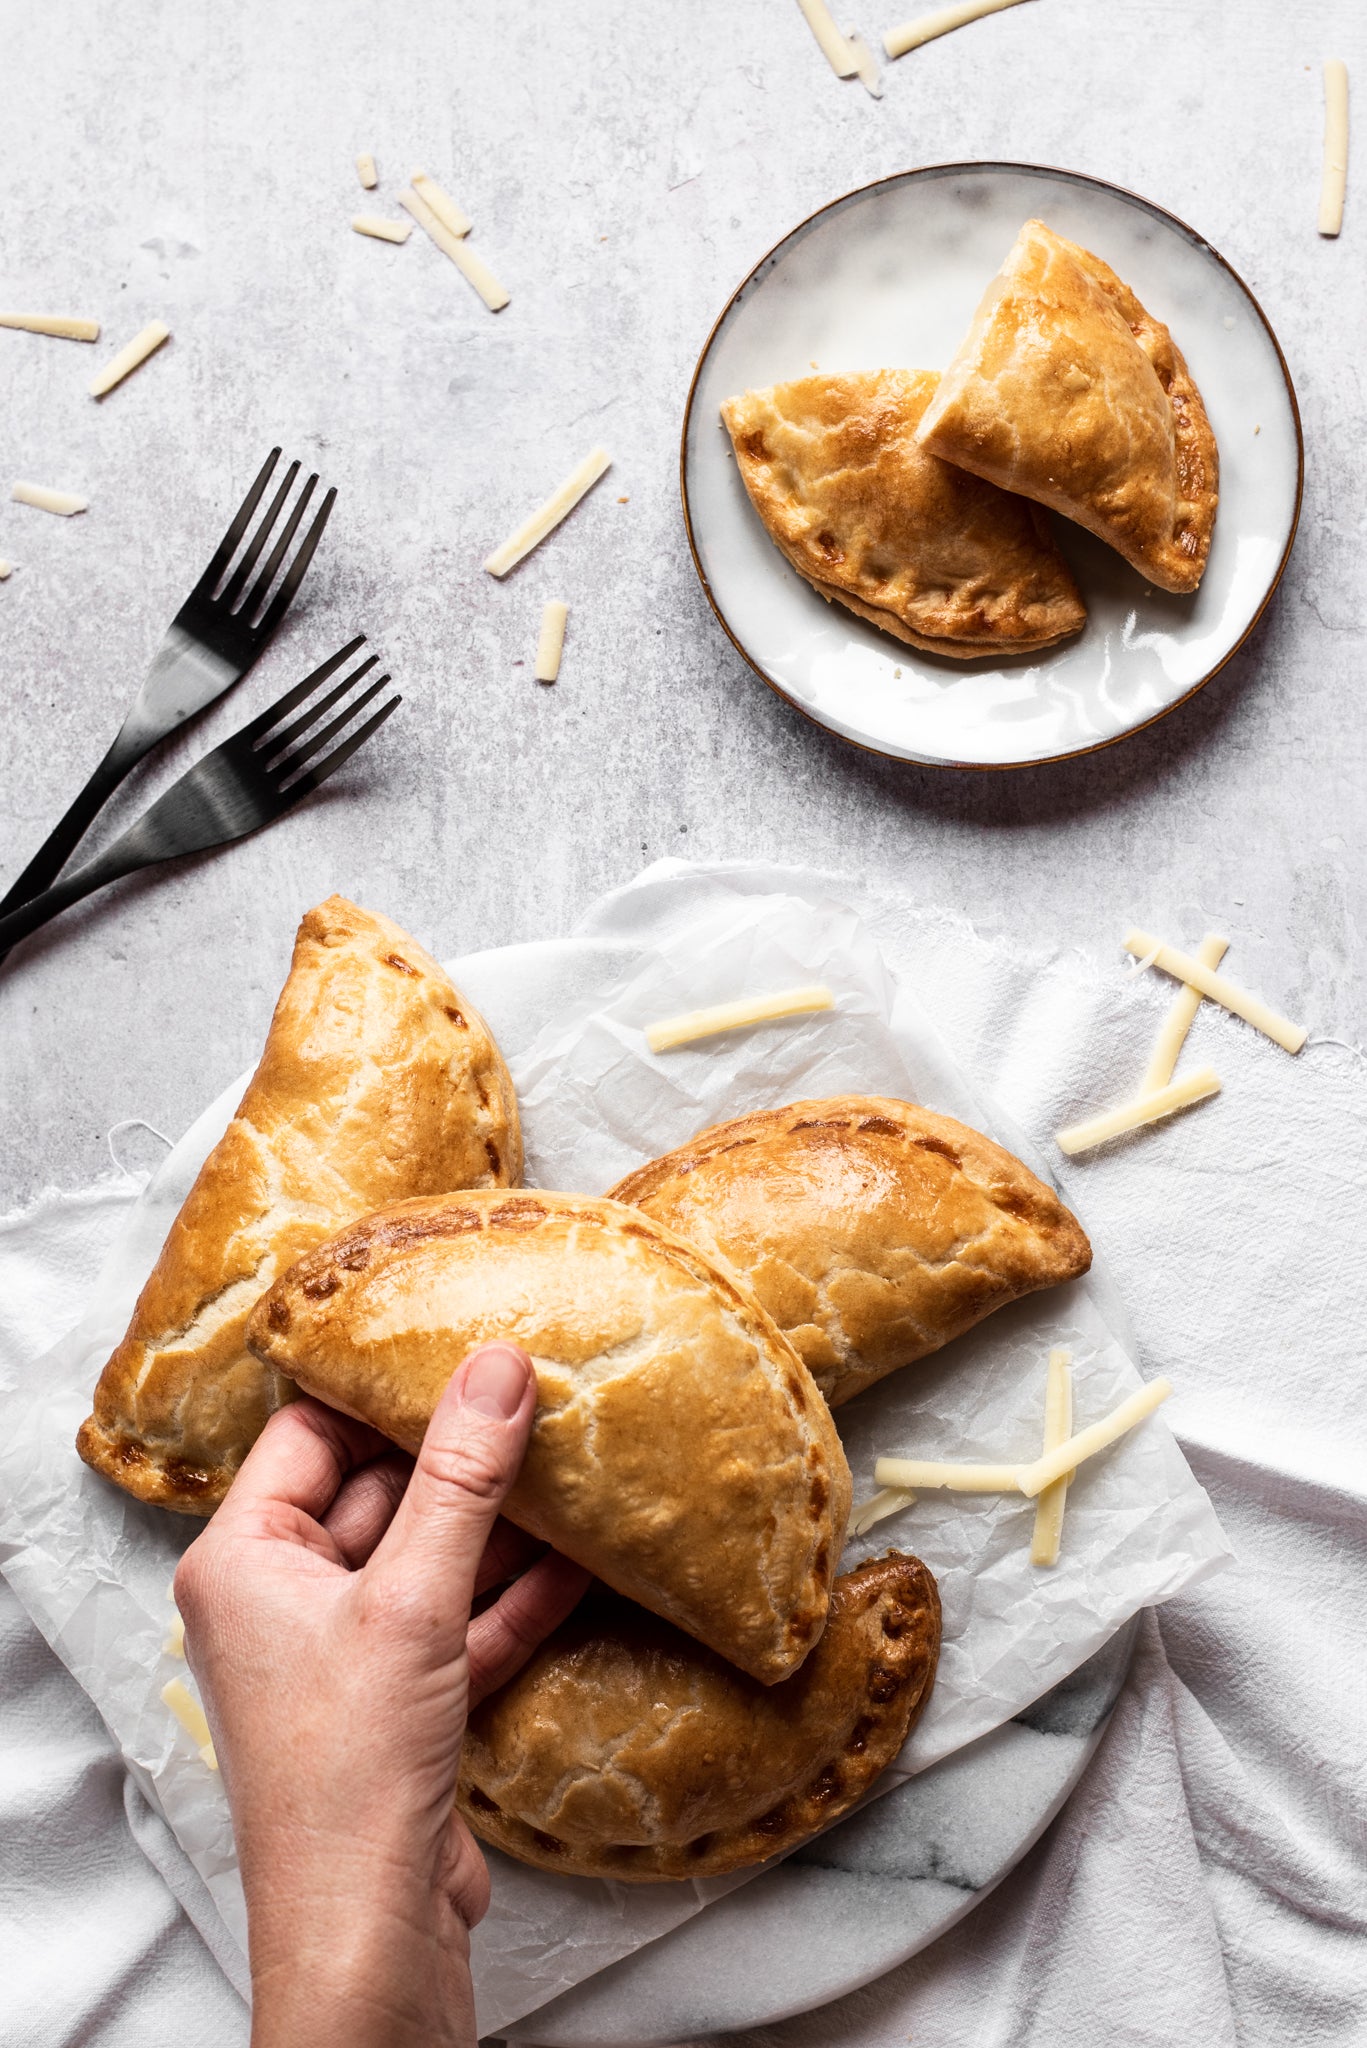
[681, 162, 1302, 769]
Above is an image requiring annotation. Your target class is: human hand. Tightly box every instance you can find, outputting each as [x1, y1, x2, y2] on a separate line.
[174, 1341, 589, 2048]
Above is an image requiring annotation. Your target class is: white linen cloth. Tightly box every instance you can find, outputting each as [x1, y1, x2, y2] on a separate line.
[1, 866, 1363, 2046]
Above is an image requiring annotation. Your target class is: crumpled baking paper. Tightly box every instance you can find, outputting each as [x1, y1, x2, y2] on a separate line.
[0, 861, 1230, 2036]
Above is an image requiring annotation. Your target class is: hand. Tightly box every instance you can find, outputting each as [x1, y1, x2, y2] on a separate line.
[174, 1342, 589, 2048]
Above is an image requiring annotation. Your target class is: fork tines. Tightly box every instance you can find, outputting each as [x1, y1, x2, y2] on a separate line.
[191, 447, 338, 640]
[239, 639, 401, 794]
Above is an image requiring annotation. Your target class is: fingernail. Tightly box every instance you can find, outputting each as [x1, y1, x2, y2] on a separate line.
[462, 1343, 532, 1419]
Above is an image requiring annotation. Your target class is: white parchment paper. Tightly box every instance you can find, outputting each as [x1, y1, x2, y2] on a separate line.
[0, 862, 1230, 2035]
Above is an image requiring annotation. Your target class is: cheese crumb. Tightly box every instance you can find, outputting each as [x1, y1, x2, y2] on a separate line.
[356, 151, 378, 189]
[884, 0, 1032, 59]
[0, 312, 100, 341]
[89, 321, 171, 399]
[795, 0, 858, 76]
[645, 985, 834, 1053]
[535, 600, 569, 683]
[163, 1612, 186, 1658]
[1122, 929, 1307, 1052]
[11, 480, 88, 516]
[0, 560, 11, 580]
[1055, 1067, 1222, 1156]
[1320, 59, 1349, 237]
[352, 214, 412, 244]
[484, 448, 611, 576]
[1029, 1350, 1073, 1566]
[845, 28, 884, 95]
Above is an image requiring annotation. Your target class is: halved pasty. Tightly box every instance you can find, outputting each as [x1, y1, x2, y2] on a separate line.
[611, 1096, 1091, 1409]
[247, 1190, 851, 1683]
[77, 898, 521, 1515]
[720, 368, 1086, 657]
[917, 219, 1218, 593]
[459, 1551, 940, 1881]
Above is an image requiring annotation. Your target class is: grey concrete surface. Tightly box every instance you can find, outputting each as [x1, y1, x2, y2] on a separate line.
[2, 0, 1363, 1212]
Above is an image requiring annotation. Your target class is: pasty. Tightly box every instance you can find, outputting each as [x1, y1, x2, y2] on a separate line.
[610, 1096, 1091, 1408]
[720, 367, 1086, 656]
[916, 219, 1218, 593]
[247, 1190, 851, 1683]
[77, 897, 521, 1514]
[458, 1551, 940, 1881]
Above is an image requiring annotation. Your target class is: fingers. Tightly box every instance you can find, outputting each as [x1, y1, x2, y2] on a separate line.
[474, 1518, 545, 1599]
[467, 1551, 591, 1709]
[213, 1397, 392, 1532]
[368, 1344, 537, 1635]
[322, 1451, 414, 1568]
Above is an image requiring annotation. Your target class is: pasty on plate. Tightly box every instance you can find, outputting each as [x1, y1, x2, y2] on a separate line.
[720, 368, 1086, 657]
[247, 1190, 851, 1684]
[458, 1551, 940, 1880]
[77, 897, 521, 1515]
[611, 1096, 1091, 1409]
[917, 218, 1219, 593]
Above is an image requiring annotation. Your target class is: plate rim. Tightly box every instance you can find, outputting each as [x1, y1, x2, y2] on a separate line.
[678, 159, 1306, 773]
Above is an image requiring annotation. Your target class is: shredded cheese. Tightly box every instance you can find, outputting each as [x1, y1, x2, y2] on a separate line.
[1018, 1379, 1173, 1499]
[1056, 1066, 1222, 1156]
[847, 1485, 916, 1538]
[873, 1457, 1026, 1492]
[163, 1612, 186, 1658]
[412, 170, 472, 238]
[845, 29, 884, 95]
[795, 0, 858, 76]
[88, 321, 171, 398]
[1122, 930, 1307, 1053]
[484, 447, 611, 576]
[535, 600, 569, 683]
[645, 985, 834, 1053]
[352, 214, 412, 244]
[884, 0, 1032, 59]
[1141, 933, 1229, 1093]
[356, 151, 378, 189]
[398, 186, 508, 310]
[0, 560, 11, 580]
[0, 312, 100, 341]
[1320, 60, 1349, 237]
[1029, 1350, 1073, 1566]
[11, 480, 87, 516]
[161, 1677, 218, 1768]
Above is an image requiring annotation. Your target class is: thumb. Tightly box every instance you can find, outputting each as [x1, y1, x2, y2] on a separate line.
[369, 1342, 537, 1631]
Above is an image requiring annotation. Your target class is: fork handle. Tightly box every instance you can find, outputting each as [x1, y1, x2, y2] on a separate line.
[0, 827, 155, 957]
[0, 725, 147, 918]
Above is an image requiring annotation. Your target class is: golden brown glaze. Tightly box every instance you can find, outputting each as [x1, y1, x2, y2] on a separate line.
[76, 898, 521, 1515]
[720, 368, 1086, 657]
[917, 219, 1218, 594]
[610, 1096, 1091, 1408]
[247, 1190, 851, 1684]
[458, 1552, 940, 1881]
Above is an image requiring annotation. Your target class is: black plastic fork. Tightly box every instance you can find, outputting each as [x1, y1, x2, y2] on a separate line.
[0, 640, 399, 961]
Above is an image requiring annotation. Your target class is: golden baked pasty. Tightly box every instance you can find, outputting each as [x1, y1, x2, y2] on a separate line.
[77, 898, 521, 1515]
[611, 1096, 1091, 1408]
[247, 1190, 851, 1684]
[917, 219, 1219, 593]
[720, 368, 1086, 657]
[459, 1552, 940, 1881]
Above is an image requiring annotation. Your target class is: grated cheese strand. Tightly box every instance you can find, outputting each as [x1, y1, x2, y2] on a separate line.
[1056, 1067, 1221, 1156]
[1029, 1349, 1073, 1566]
[535, 600, 569, 682]
[412, 170, 472, 238]
[1018, 1379, 1173, 1499]
[844, 29, 884, 95]
[0, 560, 11, 580]
[847, 1485, 916, 1538]
[11, 480, 88, 516]
[161, 1676, 217, 1766]
[398, 186, 508, 310]
[884, 0, 1032, 60]
[873, 1457, 1026, 1492]
[352, 214, 412, 244]
[795, 0, 858, 76]
[356, 151, 378, 189]
[0, 312, 100, 341]
[484, 448, 611, 576]
[89, 321, 171, 398]
[1141, 933, 1229, 1094]
[1122, 929, 1307, 1053]
[646, 985, 834, 1053]
[163, 1612, 186, 1658]
[1320, 60, 1349, 237]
